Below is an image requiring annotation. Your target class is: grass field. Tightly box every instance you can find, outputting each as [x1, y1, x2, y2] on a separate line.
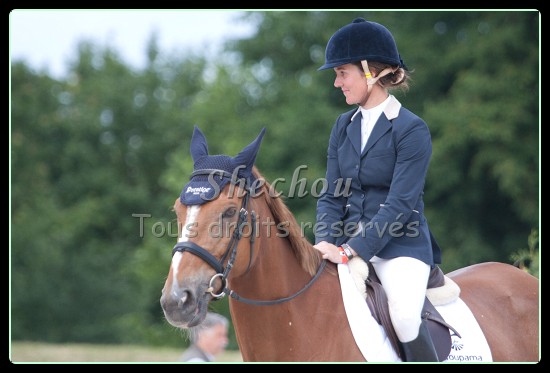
[10, 342, 243, 363]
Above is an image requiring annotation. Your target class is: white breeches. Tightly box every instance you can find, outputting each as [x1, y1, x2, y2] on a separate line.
[370, 256, 430, 343]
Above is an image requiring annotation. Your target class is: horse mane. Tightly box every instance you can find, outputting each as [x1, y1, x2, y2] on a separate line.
[251, 167, 322, 276]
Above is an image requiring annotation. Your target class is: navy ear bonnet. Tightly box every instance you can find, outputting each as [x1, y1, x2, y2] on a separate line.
[180, 126, 266, 205]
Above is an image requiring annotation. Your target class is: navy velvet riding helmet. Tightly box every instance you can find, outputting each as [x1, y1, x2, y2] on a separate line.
[318, 17, 406, 71]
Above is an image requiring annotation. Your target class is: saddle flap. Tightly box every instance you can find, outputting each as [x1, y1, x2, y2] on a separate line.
[423, 298, 453, 361]
[364, 262, 455, 361]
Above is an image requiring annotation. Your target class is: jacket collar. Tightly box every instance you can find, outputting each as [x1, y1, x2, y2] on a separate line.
[350, 94, 401, 122]
[347, 95, 402, 156]
[347, 110, 362, 155]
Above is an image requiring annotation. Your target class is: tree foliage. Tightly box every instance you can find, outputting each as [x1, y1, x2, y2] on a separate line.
[11, 10, 539, 346]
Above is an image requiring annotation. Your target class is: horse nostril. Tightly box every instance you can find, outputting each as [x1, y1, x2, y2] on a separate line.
[176, 290, 190, 308]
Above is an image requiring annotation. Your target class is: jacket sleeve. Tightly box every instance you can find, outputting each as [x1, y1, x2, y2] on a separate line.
[347, 118, 432, 261]
[314, 115, 347, 245]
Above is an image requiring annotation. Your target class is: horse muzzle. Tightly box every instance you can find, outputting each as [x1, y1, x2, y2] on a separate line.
[160, 282, 210, 328]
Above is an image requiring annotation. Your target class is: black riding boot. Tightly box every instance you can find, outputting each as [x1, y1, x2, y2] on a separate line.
[401, 320, 439, 362]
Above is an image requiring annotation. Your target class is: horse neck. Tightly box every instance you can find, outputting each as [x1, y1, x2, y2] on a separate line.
[228, 197, 319, 360]
[229, 198, 312, 297]
[227, 197, 363, 361]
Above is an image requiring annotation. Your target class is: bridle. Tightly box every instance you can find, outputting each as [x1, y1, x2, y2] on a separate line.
[171, 168, 327, 306]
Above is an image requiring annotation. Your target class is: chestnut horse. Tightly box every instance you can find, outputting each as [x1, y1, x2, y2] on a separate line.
[160, 127, 539, 362]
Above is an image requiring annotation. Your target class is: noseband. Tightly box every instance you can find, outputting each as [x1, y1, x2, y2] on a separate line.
[171, 168, 326, 306]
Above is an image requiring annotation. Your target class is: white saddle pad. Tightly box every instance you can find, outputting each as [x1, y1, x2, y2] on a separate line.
[338, 264, 493, 362]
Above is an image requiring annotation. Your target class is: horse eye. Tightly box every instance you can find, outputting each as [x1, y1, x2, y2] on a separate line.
[223, 208, 237, 218]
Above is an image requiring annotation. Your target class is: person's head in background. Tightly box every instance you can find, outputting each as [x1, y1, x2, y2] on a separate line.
[188, 312, 229, 359]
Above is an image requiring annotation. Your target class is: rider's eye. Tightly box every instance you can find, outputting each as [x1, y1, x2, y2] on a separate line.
[223, 208, 237, 218]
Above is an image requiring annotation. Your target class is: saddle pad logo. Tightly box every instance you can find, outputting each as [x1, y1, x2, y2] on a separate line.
[445, 333, 484, 362]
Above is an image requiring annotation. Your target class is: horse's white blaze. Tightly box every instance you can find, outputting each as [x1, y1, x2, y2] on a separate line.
[171, 205, 200, 284]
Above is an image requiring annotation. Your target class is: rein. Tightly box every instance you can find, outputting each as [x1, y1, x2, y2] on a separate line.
[172, 168, 326, 306]
[227, 260, 327, 306]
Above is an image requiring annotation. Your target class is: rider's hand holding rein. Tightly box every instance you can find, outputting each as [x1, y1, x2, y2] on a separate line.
[314, 241, 357, 264]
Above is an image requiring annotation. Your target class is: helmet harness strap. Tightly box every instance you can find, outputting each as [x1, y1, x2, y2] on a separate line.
[360, 59, 397, 94]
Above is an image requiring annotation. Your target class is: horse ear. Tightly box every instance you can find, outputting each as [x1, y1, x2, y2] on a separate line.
[233, 128, 266, 174]
[190, 125, 209, 163]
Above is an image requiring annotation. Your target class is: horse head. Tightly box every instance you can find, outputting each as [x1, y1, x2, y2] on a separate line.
[160, 126, 266, 328]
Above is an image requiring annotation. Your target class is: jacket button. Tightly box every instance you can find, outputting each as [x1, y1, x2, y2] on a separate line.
[355, 164, 359, 169]
[361, 193, 365, 199]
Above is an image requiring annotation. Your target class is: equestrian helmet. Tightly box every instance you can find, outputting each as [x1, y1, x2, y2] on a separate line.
[318, 17, 406, 70]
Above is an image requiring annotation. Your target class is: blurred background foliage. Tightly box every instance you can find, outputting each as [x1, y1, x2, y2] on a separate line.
[11, 11, 539, 349]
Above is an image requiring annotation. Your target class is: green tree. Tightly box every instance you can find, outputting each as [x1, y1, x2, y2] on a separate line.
[511, 229, 539, 278]
[417, 11, 539, 269]
[11, 36, 209, 345]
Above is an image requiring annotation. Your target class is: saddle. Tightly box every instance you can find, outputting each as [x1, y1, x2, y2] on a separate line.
[363, 262, 461, 361]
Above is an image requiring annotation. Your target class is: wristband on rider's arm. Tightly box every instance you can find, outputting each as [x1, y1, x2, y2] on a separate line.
[338, 246, 349, 264]
[341, 243, 355, 261]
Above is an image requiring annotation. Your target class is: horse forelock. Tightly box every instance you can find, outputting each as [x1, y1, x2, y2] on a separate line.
[252, 167, 322, 276]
